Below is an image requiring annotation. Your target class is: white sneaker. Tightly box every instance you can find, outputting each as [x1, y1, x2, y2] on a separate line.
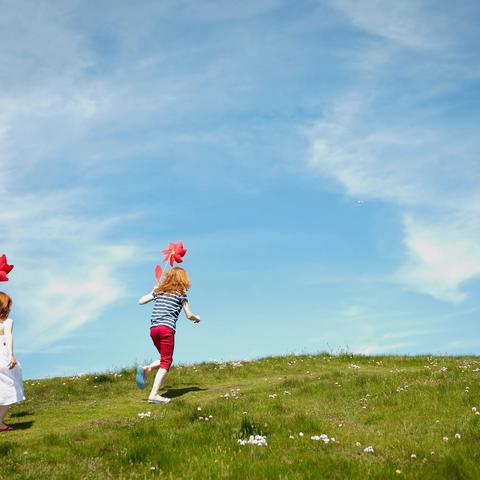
[148, 396, 171, 404]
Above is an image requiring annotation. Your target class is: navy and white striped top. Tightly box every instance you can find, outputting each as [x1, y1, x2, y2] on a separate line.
[150, 291, 187, 331]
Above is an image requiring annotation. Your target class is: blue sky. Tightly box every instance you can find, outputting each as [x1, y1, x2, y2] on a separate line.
[1, 0, 479, 379]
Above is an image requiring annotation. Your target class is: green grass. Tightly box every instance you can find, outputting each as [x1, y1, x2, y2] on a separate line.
[1, 354, 480, 479]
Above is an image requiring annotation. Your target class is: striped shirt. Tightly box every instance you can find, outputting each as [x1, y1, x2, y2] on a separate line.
[150, 291, 187, 331]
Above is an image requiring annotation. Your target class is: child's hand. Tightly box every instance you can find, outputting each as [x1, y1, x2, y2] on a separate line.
[193, 315, 201, 323]
[8, 355, 17, 369]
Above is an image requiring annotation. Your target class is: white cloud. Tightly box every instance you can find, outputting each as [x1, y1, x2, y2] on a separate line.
[0, 2, 237, 355]
[397, 215, 480, 303]
[1, 188, 138, 350]
[0, 3, 141, 350]
[308, 97, 480, 302]
[327, 0, 449, 49]
[356, 342, 412, 355]
[176, 0, 284, 21]
[17, 246, 136, 351]
[307, 5, 480, 303]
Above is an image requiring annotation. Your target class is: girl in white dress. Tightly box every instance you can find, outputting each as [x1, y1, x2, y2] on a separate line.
[0, 292, 25, 432]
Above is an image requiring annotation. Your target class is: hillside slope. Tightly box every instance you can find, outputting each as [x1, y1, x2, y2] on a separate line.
[1, 354, 480, 479]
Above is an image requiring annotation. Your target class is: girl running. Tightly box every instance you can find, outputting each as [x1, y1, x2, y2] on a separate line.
[136, 267, 200, 404]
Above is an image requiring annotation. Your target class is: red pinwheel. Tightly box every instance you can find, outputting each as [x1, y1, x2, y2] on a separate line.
[155, 240, 187, 282]
[162, 241, 187, 267]
[154, 241, 187, 281]
[0, 254, 14, 282]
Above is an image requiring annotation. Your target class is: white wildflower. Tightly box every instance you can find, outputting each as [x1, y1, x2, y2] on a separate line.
[238, 435, 267, 446]
[299, 432, 304, 437]
[455, 433, 461, 439]
[411, 453, 417, 460]
[364, 446, 374, 453]
[355, 442, 361, 447]
[268, 394, 277, 399]
[137, 411, 152, 419]
[197, 407, 202, 411]
[443, 436, 449, 443]
[350, 364, 361, 369]
[311, 434, 330, 444]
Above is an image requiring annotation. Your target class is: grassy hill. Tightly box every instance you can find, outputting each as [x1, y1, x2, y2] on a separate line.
[1, 353, 480, 479]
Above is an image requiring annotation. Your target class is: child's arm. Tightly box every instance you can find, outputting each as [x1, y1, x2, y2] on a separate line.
[4, 319, 17, 369]
[139, 269, 168, 305]
[139, 268, 168, 305]
[183, 301, 201, 323]
[138, 286, 157, 305]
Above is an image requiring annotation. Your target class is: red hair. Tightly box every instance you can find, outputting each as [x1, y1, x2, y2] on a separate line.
[0, 292, 12, 320]
[154, 267, 190, 296]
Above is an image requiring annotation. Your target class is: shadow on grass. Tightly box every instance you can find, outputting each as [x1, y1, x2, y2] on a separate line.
[163, 386, 207, 399]
[11, 421, 34, 430]
[10, 411, 33, 418]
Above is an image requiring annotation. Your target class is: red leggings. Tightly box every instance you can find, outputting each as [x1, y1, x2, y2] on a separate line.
[150, 325, 175, 370]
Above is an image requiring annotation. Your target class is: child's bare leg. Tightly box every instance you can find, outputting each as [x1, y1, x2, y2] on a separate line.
[148, 368, 168, 399]
[144, 359, 161, 376]
[0, 405, 9, 428]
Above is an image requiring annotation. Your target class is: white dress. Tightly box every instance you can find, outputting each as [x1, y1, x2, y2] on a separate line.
[0, 318, 25, 405]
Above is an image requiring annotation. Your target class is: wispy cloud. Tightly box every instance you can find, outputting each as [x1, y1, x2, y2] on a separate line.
[1, 0, 289, 353]
[17, 246, 136, 351]
[308, 96, 480, 302]
[327, 0, 453, 50]
[356, 342, 413, 355]
[175, 0, 284, 21]
[0, 2, 141, 350]
[397, 214, 480, 303]
[307, 3, 480, 303]
[1, 188, 138, 350]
